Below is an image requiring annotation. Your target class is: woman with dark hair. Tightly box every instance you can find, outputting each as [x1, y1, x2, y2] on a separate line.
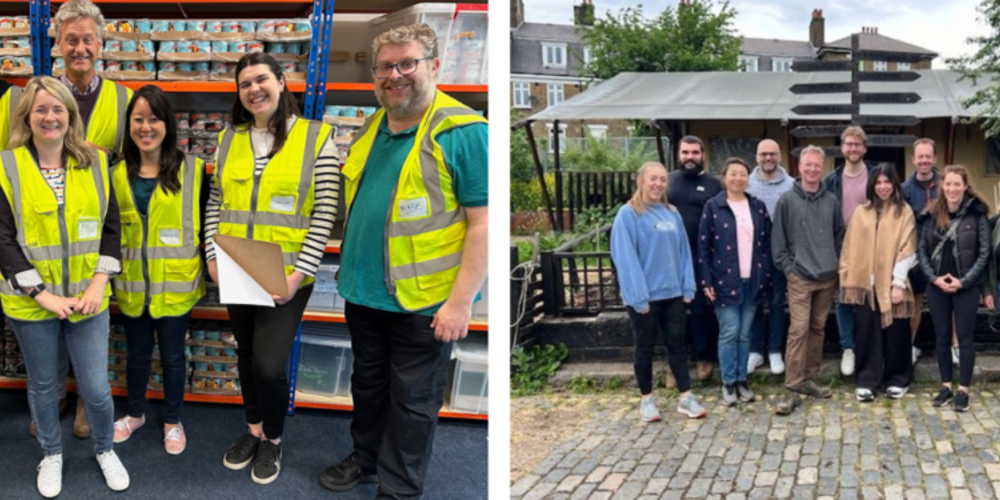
[697, 158, 772, 406]
[918, 165, 991, 412]
[839, 165, 917, 402]
[205, 52, 339, 484]
[109, 85, 206, 455]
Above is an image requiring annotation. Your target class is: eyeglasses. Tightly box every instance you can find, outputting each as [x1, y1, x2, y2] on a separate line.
[372, 58, 432, 80]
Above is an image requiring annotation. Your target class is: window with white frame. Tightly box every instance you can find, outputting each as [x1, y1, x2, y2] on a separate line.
[738, 55, 758, 72]
[583, 47, 593, 64]
[857, 59, 864, 71]
[874, 60, 888, 72]
[542, 43, 567, 68]
[547, 84, 564, 108]
[513, 82, 531, 109]
[897, 61, 911, 71]
[547, 123, 568, 153]
[587, 124, 608, 140]
[772, 58, 794, 72]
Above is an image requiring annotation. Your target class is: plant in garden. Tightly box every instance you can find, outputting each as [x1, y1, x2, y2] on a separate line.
[948, 0, 1000, 138]
[511, 343, 569, 396]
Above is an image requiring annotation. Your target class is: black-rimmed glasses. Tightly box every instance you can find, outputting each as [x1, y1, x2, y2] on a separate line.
[372, 58, 432, 79]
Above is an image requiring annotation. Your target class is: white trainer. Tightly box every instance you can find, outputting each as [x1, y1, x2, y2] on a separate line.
[841, 349, 855, 376]
[36, 454, 62, 499]
[96, 450, 130, 492]
[912, 346, 921, 365]
[769, 353, 785, 375]
[747, 352, 764, 374]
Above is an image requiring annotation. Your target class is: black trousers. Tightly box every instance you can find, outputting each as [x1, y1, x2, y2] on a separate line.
[226, 284, 313, 439]
[854, 301, 911, 390]
[345, 301, 453, 500]
[927, 286, 978, 387]
[626, 298, 691, 394]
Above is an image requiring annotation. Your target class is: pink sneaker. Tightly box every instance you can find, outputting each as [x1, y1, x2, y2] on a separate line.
[164, 424, 187, 455]
[112, 416, 145, 444]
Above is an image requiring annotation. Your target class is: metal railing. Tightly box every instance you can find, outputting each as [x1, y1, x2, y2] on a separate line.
[539, 225, 622, 316]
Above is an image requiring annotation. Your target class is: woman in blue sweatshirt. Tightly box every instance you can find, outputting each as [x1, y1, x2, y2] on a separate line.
[611, 162, 707, 422]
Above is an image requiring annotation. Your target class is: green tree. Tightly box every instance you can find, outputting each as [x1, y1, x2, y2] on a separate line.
[948, 0, 1000, 137]
[511, 109, 536, 183]
[561, 134, 657, 172]
[578, 0, 741, 81]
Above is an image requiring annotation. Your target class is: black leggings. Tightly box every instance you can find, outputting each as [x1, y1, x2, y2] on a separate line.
[627, 297, 690, 394]
[926, 286, 978, 387]
[226, 285, 313, 439]
[853, 300, 911, 390]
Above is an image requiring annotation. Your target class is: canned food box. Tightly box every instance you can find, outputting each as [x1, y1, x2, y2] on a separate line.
[104, 61, 121, 72]
[137, 41, 154, 53]
[169, 20, 186, 32]
[104, 40, 121, 52]
[158, 41, 176, 53]
[259, 20, 276, 32]
[211, 41, 228, 52]
[211, 62, 232, 74]
[188, 20, 207, 32]
[157, 61, 178, 72]
[245, 42, 261, 53]
[122, 60, 140, 71]
[121, 40, 137, 52]
[224, 21, 241, 33]
[274, 21, 292, 33]
[205, 21, 223, 33]
[239, 21, 256, 33]
[233, 41, 249, 53]
[139, 61, 155, 72]
[266, 43, 285, 54]
[135, 20, 151, 33]
[194, 62, 210, 72]
[151, 20, 170, 32]
[177, 62, 193, 72]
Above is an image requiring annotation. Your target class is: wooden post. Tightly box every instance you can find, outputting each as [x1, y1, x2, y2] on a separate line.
[523, 122, 558, 231]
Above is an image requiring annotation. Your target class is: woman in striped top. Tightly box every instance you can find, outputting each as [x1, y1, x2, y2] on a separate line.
[204, 53, 339, 485]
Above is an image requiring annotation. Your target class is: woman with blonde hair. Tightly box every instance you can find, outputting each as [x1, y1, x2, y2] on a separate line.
[918, 164, 991, 412]
[0, 76, 128, 497]
[611, 162, 706, 422]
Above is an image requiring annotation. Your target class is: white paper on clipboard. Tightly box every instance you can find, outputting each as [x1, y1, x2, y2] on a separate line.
[216, 243, 276, 307]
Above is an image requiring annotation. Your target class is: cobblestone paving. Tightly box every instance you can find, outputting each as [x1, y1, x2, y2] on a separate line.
[511, 389, 1000, 500]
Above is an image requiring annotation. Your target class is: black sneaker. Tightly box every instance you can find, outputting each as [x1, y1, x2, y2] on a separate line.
[319, 453, 379, 492]
[251, 440, 282, 485]
[223, 433, 260, 470]
[932, 387, 954, 407]
[953, 391, 970, 412]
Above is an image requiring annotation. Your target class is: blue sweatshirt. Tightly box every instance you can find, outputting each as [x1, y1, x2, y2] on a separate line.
[611, 203, 696, 311]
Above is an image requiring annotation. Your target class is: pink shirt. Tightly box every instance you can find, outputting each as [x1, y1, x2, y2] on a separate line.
[729, 198, 755, 278]
[841, 167, 869, 224]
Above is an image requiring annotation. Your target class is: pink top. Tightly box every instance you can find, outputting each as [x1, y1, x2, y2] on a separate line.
[729, 198, 754, 279]
[841, 167, 869, 225]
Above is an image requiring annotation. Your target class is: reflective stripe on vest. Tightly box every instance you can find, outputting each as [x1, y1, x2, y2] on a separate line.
[341, 91, 487, 311]
[112, 155, 205, 318]
[215, 118, 330, 288]
[0, 147, 111, 322]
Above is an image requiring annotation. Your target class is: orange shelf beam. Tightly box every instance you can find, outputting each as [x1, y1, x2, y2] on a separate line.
[3, 79, 484, 95]
[51, 0, 312, 3]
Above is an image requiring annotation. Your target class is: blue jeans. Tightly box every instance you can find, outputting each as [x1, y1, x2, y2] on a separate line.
[715, 280, 756, 385]
[10, 310, 114, 456]
[836, 299, 855, 350]
[122, 311, 191, 424]
[750, 271, 787, 355]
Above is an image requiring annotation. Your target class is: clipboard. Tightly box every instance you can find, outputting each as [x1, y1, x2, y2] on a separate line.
[214, 234, 290, 300]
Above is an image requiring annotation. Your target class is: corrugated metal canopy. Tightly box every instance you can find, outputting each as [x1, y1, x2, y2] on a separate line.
[525, 70, 987, 122]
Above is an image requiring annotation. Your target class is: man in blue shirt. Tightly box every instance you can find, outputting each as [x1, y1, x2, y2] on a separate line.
[319, 24, 488, 499]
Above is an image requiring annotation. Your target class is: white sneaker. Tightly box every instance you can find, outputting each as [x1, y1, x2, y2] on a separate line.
[912, 346, 921, 365]
[952, 346, 960, 366]
[96, 450, 130, 492]
[769, 353, 785, 375]
[748, 352, 764, 374]
[36, 454, 62, 499]
[841, 349, 855, 376]
[886, 386, 909, 399]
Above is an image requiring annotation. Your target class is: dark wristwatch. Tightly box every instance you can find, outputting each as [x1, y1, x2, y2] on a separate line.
[27, 283, 45, 299]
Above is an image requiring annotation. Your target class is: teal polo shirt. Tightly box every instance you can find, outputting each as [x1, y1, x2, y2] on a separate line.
[338, 117, 488, 316]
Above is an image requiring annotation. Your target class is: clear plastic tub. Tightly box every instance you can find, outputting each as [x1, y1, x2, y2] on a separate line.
[472, 277, 488, 320]
[297, 334, 353, 398]
[367, 3, 488, 84]
[448, 336, 488, 414]
[307, 258, 343, 311]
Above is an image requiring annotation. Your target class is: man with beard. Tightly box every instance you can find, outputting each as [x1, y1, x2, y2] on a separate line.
[823, 126, 877, 377]
[772, 145, 844, 415]
[667, 136, 722, 383]
[746, 139, 795, 375]
[318, 24, 488, 499]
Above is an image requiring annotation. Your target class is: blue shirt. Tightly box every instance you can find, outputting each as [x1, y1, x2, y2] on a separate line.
[338, 118, 488, 316]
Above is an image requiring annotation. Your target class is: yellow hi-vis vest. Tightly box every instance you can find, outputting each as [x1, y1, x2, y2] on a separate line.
[0, 79, 133, 151]
[111, 156, 206, 318]
[0, 146, 112, 322]
[214, 117, 333, 289]
[341, 91, 487, 311]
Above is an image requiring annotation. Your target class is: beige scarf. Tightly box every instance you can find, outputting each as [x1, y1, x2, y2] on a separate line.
[838, 202, 918, 328]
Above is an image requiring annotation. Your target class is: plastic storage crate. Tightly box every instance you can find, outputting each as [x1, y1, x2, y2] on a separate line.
[367, 3, 488, 84]
[297, 334, 353, 398]
[307, 257, 345, 312]
[448, 336, 488, 414]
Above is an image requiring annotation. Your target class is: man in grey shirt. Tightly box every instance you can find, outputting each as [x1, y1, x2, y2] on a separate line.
[746, 139, 795, 376]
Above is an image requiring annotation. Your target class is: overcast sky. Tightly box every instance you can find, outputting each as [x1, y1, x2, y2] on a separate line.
[524, 0, 991, 68]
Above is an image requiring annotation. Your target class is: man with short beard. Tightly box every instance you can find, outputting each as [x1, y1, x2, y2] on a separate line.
[667, 136, 722, 383]
[319, 24, 488, 499]
[746, 139, 795, 375]
[824, 126, 878, 377]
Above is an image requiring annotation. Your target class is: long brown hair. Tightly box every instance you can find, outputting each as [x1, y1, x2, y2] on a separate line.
[628, 162, 672, 215]
[926, 165, 991, 229]
[230, 52, 301, 156]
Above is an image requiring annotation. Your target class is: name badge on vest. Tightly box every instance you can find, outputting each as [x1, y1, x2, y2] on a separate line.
[270, 195, 296, 213]
[398, 197, 429, 219]
[78, 220, 99, 239]
[159, 228, 181, 246]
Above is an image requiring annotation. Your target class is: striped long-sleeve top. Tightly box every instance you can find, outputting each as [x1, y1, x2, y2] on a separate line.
[204, 117, 340, 277]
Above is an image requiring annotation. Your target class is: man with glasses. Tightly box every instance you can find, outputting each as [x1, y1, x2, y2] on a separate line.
[746, 139, 795, 375]
[824, 126, 878, 377]
[318, 24, 488, 499]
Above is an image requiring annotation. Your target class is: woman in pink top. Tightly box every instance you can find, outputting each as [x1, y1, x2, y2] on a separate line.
[697, 158, 773, 406]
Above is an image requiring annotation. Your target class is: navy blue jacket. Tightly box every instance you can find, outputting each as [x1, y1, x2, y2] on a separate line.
[901, 168, 941, 216]
[697, 192, 773, 308]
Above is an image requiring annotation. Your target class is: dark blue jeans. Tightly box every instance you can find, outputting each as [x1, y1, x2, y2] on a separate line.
[750, 271, 787, 355]
[121, 311, 191, 424]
